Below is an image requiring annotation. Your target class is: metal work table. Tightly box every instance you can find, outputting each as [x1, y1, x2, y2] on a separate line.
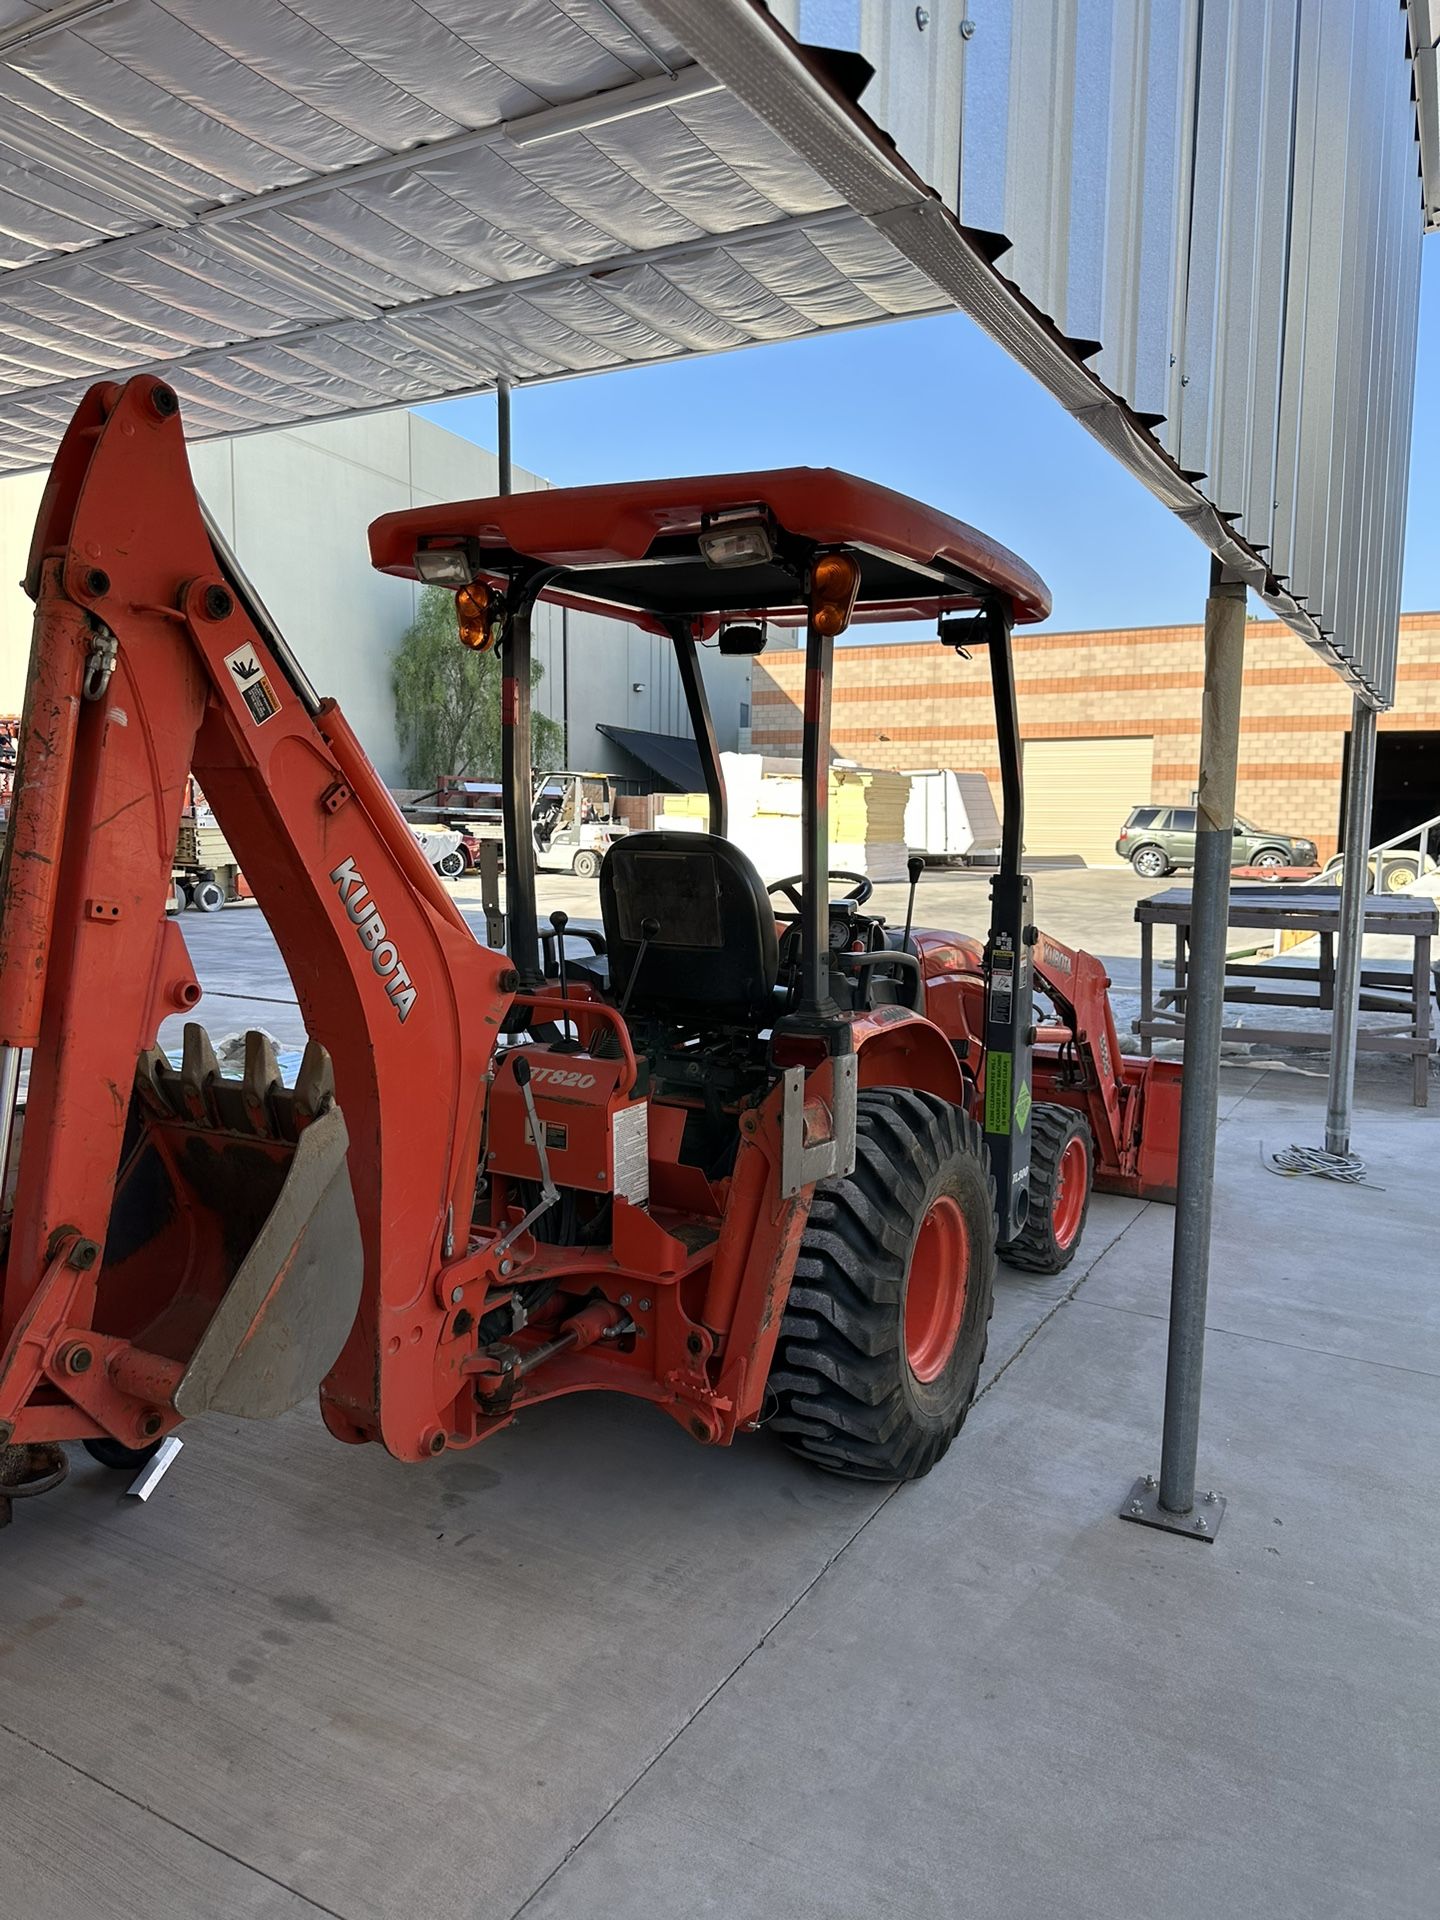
[1136, 885, 1437, 1106]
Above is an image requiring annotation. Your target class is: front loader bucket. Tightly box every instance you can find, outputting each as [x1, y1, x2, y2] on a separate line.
[1127, 1056, 1182, 1203]
[102, 1025, 363, 1422]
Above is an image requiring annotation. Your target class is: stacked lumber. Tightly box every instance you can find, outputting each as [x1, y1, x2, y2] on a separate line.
[658, 753, 909, 882]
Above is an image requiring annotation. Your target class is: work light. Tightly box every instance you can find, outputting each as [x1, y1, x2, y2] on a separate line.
[698, 521, 773, 569]
[413, 543, 476, 586]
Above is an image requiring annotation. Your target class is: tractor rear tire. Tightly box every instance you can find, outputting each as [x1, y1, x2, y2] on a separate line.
[768, 1088, 995, 1482]
[998, 1104, 1093, 1275]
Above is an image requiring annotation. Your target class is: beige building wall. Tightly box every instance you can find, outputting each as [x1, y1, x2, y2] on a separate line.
[0, 410, 750, 783]
[0, 469, 46, 713]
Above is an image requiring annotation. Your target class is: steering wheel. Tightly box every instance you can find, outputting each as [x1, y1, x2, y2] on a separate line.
[767, 870, 873, 916]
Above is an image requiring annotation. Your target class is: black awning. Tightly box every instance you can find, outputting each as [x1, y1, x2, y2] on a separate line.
[595, 725, 706, 793]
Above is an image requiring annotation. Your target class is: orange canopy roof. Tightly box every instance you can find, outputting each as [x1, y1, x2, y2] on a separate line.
[369, 467, 1051, 633]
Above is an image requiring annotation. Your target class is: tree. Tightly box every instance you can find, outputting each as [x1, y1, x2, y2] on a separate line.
[392, 585, 564, 787]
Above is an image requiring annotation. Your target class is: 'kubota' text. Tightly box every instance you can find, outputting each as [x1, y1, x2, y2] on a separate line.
[330, 857, 417, 1022]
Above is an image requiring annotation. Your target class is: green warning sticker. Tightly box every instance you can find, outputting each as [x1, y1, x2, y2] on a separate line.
[986, 1050, 1013, 1135]
[1014, 1078, 1032, 1134]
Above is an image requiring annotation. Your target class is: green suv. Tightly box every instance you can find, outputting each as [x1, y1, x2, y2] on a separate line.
[1116, 806, 1317, 879]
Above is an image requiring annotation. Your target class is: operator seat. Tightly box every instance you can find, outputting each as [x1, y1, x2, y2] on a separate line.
[599, 830, 778, 1024]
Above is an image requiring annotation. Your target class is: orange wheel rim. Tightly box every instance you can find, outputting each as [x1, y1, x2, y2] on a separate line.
[904, 1195, 969, 1382]
[1052, 1136, 1087, 1249]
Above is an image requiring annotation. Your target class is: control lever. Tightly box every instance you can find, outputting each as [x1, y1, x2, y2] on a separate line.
[618, 917, 660, 1019]
[492, 1053, 560, 1260]
[901, 854, 924, 951]
[549, 909, 570, 1000]
[548, 909, 579, 1051]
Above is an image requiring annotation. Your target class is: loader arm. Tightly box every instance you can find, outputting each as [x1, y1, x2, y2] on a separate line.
[0, 379, 512, 1462]
[1030, 932, 1180, 1201]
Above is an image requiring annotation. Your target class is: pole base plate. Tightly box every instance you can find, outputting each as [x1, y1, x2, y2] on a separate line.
[1119, 1475, 1226, 1542]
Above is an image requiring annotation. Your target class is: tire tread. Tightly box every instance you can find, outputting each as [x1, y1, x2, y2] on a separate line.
[769, 1087, 995, 1482]
[998, 1102, 1093, 1275]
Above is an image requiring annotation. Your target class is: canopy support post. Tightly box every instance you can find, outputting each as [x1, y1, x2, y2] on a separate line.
[1325, 699, 1378, 1156]
[497, 377, 513, 496]
[669, 620, 727, 837]
[1122, 557, 1244, 1544]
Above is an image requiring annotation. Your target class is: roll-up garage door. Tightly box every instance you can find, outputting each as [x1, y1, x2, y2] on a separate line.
[1021, 737, 1155, 864]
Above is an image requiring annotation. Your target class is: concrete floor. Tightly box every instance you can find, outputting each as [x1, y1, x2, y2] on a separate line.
[6, 882, 1436, 1917]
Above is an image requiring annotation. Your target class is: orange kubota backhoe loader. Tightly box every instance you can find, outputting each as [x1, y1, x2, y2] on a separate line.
[0, 377, 1180, 1523]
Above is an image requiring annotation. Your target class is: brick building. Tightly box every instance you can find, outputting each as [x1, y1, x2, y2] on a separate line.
[748, 613, 1440, 865]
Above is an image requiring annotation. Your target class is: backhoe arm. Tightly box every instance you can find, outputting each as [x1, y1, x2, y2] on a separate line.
[0, 378, 513, 1463]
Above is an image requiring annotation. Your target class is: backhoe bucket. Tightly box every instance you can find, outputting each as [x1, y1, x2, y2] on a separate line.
[103, 1026, 363, 1421]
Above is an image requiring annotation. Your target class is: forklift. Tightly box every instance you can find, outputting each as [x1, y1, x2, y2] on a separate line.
[407, 768, 626, 879]
[0, 378, 1179, 1522]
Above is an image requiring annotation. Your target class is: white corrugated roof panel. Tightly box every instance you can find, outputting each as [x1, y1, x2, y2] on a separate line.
[0, 0, 1432, 704]
[0, 0, 945, 470]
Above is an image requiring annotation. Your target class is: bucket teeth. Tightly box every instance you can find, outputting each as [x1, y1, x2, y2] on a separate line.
[130, 1028, 335, 1135]
[292, 1040, 336, 1124]
[180, 1023, 221, 1124]
[241, 1031, 282, 1136]
[134, 1047, 173, 1116]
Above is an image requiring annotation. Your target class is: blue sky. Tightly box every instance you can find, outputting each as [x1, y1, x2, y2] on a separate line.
[421, 241, 1438, 638]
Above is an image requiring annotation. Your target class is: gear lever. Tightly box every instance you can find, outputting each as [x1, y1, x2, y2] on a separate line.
[619, 917, 660, 1019]
[901, 854, 924, 950]
[547, 908, 580, 1050]
[549, 909, 570, 1000]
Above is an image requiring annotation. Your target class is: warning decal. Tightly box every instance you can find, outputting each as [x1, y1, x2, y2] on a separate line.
[985, 1051, 1013, 1135]
[224, 642, 280, 726]
[1014, 1078, 1032, 1134]
[988, 934, 1015, 1026]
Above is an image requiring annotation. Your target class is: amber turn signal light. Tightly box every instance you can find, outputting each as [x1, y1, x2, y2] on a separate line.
[456, 580, 496, 652]
[809, 548, 861, 637]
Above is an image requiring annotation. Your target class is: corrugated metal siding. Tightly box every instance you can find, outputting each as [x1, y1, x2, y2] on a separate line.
[0, 0, 1429, 713]
[781, 0, 1430, 707]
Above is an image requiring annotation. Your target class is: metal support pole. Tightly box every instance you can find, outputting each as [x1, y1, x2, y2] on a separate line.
[669, 620, 727, 836]
[496, 377, 513, 496]
[798, 618, 835, 1018]
[982, 608, 1034, 1245]
[1122, 558, 1243, 1543]
[499, 568, 557, 993]
[1325, 699, 1378, 1156]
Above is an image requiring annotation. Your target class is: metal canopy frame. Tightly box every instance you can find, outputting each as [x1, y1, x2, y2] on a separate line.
[381, 469, 1044, 1112]
[0, 0, 1428, 713]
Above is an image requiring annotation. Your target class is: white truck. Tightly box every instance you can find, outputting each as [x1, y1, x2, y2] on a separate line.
[903, 769, 1003, 865]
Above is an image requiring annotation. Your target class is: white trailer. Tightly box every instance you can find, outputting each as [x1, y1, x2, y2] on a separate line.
[903, 770, 1003, 865]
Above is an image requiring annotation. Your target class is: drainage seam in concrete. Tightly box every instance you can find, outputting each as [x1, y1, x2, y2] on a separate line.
[509, 1205, 1154, 1918]
[0, 1718, 348, 1919]
[1077, 1294, 1440, 1382]
[509, 1484, 905, 1917]
[973, 1205, 1153, 1409]
[182, 990, 300, 1007]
